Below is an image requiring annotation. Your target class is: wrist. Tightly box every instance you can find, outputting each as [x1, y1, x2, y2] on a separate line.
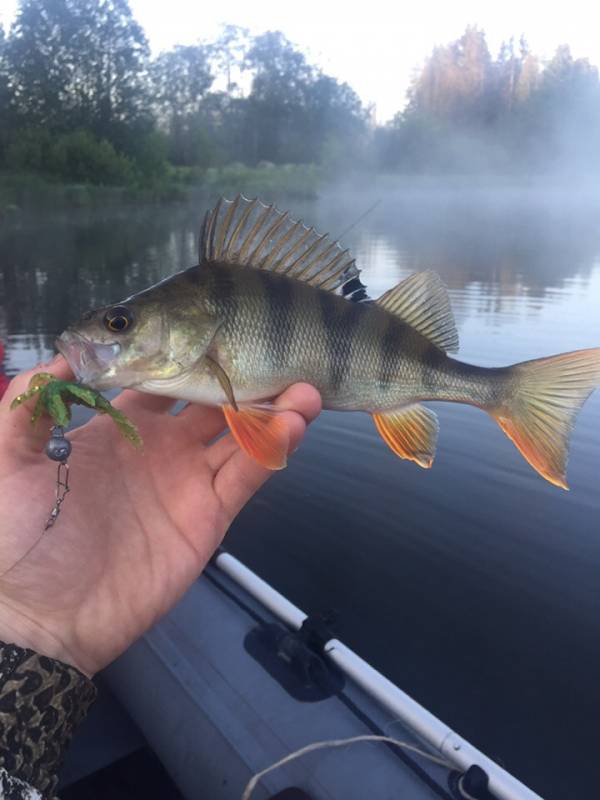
[0, 640, 97, 796]
[0, 601, 89, 676]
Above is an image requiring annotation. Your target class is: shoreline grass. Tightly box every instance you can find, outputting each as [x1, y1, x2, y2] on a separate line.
[0, 163, 322, 213]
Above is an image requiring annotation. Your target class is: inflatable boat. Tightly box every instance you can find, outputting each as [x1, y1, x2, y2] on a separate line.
[60, 549, 543, 800]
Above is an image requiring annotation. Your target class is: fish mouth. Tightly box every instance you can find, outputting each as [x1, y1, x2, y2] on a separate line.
[56, 331, 121, 385]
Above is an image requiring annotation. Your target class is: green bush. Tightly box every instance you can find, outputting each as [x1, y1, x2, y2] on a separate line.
[6, 129, 53, 173]
[201, 162, 321, 199]
[47, 131, 135, 185]
[131, 132, 169, 185]
[4, 129, 136, 185]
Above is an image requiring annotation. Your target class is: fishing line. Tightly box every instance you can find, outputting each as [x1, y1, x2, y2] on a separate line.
[0, 426, 71, 580]
[335, 198, 382, 242]
[0, 529, 48, 580]
[241, 734, 452, 800]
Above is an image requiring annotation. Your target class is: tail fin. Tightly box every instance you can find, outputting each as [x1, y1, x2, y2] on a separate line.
[490, 348, 600, 489]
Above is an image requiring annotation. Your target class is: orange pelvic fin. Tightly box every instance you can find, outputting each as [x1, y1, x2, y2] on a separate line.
[223, 403, 289, 470]
[372, 405, 439, 468]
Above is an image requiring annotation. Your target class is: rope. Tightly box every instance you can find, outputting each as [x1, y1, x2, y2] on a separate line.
[241, 734, 453, 800]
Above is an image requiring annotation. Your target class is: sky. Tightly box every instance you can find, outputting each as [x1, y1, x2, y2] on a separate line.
[1, 0, 599, 122]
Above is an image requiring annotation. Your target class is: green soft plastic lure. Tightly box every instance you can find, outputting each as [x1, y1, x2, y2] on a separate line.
[10, 372, 143, 448]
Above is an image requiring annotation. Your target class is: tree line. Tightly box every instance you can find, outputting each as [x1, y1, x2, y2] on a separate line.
[0, 2, 598, 186]
[0, 0, 366, 186]
[377, 26, 600, 175]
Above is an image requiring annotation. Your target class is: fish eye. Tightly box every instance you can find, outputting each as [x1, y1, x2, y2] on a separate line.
[104, 306, 134, 333]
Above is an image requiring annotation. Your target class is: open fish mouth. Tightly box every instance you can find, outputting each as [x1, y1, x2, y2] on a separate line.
[56, 331, 121, 385]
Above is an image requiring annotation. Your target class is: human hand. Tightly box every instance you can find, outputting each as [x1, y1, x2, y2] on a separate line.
[0, 357, 321, 676]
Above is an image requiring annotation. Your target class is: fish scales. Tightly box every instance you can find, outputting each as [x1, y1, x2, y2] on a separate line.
[205, 264, 390, 408]
[57, 195, 600, 489]
[199, 262, 505, 412]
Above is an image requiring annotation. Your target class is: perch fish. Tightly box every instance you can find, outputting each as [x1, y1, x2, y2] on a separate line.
[57, 196, 600, 488]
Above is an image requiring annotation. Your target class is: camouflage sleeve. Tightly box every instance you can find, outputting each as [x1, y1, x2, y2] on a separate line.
[0, 641, 97, 799]
[0, 768, 43, 799]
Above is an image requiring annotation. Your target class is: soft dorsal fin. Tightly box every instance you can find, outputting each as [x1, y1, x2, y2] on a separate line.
[200, 195, 367, 299]
[376, 271, 459, 353]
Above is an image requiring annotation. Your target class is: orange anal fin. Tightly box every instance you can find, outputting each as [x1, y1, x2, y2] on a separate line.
[223, 404, 289, 470]
[372, 405, 439, 469]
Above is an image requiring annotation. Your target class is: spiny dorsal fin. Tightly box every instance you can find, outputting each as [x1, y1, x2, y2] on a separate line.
[200, 195, 367, 299]
[376, 271, 459, 353]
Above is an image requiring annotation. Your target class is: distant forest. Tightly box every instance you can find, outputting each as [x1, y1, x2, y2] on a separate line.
[0, 0, 599, 187]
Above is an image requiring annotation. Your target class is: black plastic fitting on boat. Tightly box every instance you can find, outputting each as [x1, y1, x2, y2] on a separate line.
[298, 610, 338, 652]
[268, 789, 314, 800]
[244, 622, 345, 702]
[448, 764, 496, 799]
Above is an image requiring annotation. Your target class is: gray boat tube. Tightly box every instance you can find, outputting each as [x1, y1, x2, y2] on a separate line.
[214, 551, 542, 800]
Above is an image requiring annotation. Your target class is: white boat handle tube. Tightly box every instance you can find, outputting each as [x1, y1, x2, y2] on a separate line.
[214, 552, 543, 800]
[325, 640, 543, 800]
[215, 552, 307, 630]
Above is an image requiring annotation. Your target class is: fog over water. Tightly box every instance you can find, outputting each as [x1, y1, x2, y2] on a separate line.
[1, 183, 600, 799]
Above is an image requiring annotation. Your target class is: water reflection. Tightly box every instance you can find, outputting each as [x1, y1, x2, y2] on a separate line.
[1, 189, 600, 799]
[0, 207, 196, 354]
[2, 189, 600, 363]
[325, 184, 600, 294]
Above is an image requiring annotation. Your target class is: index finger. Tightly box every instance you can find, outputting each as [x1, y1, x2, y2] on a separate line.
[0, 355, 74, 452]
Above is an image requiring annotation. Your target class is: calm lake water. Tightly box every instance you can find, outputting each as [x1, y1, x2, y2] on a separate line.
[1, 184, 600, 799]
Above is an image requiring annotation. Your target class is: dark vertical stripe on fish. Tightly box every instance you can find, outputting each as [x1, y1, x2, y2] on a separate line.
[209, 263, 237, 324]
[259, 271, 295, 370]
[420, 344, 446, 394]
[319, 292, 361, 391]
[379, 317, 404, 391]
[184, 263, 203, 283]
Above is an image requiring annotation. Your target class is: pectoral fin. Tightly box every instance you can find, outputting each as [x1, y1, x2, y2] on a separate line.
[205, 355, 238, 410]
[372, 405, 439, 468]
[223, 404, 289, 470]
